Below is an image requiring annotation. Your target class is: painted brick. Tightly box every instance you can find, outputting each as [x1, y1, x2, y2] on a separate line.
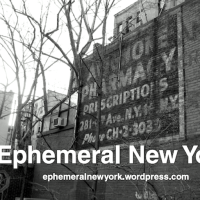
[32, 0, 200, 200]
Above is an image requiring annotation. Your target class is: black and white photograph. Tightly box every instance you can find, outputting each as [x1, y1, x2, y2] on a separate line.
[0, 0, 198, 199]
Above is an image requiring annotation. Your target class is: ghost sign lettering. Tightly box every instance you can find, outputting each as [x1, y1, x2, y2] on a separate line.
[76, 13, 184, 149]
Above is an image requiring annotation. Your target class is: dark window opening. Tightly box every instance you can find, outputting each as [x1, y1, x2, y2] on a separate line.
[136, 11, 142, 23]
[126, 17, 132, 33]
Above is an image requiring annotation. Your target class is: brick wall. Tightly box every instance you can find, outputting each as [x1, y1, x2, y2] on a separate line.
[31, 0, 200, 200]
[32, 127, 81, 200]
[32, 126, 108, 200]
[183, 0, 200, 137]
[77, 5, 183, 150]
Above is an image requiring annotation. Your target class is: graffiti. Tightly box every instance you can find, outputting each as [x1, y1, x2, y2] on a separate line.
[183, 17, 200, 111]
[135, 182, 158, 200]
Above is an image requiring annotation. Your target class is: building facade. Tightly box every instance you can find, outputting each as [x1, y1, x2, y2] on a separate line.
[32, 95, 77, 199]
[20, 90, 67, 148]
[32, 90, 67, 136]
[76, 0, 200, 199]
[31, 0, 200, 199]
[78, 0, 185, 150]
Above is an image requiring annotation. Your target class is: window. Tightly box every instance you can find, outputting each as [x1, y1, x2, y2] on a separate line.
[158, 0, 166, 14]
[118, 23, 122, 34]
[126, 17, 132, 33]
[43, 115, 50, 132]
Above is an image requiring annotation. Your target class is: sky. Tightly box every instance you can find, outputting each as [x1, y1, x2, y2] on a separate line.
[0, 0, 138, 133]
[0, 0, 137, 99]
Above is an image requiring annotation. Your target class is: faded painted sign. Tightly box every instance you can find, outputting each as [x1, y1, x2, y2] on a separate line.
[76, 11, 184, 149]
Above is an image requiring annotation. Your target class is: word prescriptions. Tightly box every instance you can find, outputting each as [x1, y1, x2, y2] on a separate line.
[1, 145, 200, 169]
[77, 14, 184, 149]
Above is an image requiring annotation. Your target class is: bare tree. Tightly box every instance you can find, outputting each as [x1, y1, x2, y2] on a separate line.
[0, 0, 66, 144]
[4, 1, 121, 199]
